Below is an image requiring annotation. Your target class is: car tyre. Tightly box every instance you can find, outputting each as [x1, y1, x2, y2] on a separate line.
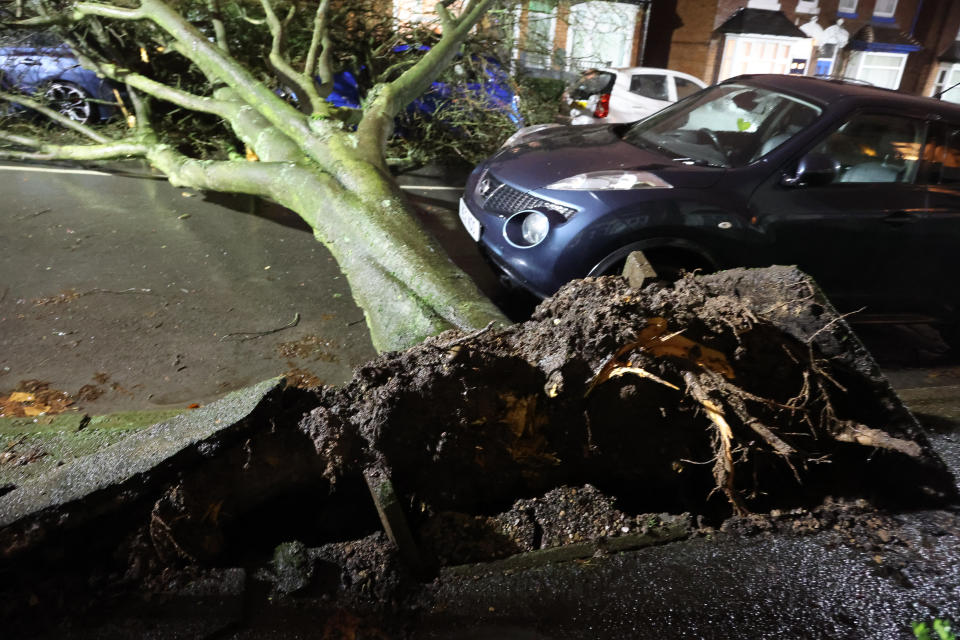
[43, 81, 96, 124]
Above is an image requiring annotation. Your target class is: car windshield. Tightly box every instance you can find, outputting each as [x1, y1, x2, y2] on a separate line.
[623, 83, 822, 168]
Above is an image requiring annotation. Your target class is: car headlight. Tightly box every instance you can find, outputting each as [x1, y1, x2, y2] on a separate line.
[504, 209, 552, 248]
[547, 171, 673, 191]
[500, 123, 562, 149]
[521, 211, 549, 245]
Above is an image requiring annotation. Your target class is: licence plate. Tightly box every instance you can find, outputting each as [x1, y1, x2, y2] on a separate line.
[459, 198, 482, 242]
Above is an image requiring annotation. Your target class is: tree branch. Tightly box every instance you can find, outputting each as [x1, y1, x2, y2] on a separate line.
[356, 0, 496, 160]
[207, 0, 230, 54]
[305, 0, 332, 84]
[146, 146, 288, 199]
[116, 0, 345, 170]
[73, 2, 144, 21]
[87, 61, 237, 119]
[0, 91, 111, 143]
[0, 133, 149, 161]
[260, 0, 322, 113]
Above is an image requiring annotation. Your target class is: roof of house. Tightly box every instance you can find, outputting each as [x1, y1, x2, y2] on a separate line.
[717, 9, 807, 38]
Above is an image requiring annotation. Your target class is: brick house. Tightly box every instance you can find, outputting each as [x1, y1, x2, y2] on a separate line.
[392, 1, 960, 102]
[645, 0, 960, 101]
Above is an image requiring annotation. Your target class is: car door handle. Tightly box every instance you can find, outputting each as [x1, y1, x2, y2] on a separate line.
[882, 211, 917, 225]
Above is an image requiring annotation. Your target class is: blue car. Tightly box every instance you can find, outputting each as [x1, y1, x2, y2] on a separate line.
[460, 74, 960, 334]
[0, 40, 119, 124]
[316, 52, 523, 129]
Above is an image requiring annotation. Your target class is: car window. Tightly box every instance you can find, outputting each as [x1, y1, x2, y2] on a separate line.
[674, 77, 701, 100]
[629, 74, 668, 100]
[625, 83, 821, 168]
[918, 124, 960, 186]
[813, 113, 924, 184]
[567, 70, 615, 99]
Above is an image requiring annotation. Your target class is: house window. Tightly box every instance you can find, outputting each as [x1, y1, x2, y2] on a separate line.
[746, 0, 781, 9]
[847, 51, 907, 89]
[838, 0, 858, 15]
[873, 0, 898, 18]
[521, 1, 557, 70]
[567, 2, 639, 70]
[718, 35, 813, 81]
[933, 63, 960, 103]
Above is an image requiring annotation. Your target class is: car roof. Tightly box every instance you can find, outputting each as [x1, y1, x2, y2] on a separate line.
[602, 66, 707, 85]
[729, 73, 960, 119]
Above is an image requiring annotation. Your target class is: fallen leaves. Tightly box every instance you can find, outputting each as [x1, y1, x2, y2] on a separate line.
[0, 381, 74, 418]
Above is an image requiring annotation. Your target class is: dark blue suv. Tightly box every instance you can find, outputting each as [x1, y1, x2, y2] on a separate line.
[460, 74, 960, 332]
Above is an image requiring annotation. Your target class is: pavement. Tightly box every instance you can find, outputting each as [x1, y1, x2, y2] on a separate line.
[0, 160, 491, 416]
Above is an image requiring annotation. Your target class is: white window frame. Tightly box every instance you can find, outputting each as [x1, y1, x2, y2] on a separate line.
[848, 51, 907, 90]
[513, 1, 557, 71]
[746, 0, 781, 9]
[934, 62, 960, 104]
[838, 0, 858, 14]
[565, 1, 638, 71]
[873, 0, 898, 18]
[718, 34, 813, 81]
[795, 0, 820, 14]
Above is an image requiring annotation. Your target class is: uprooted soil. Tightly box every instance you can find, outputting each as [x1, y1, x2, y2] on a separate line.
[1, 268, 958, 638]
[305, 267, 954, 518]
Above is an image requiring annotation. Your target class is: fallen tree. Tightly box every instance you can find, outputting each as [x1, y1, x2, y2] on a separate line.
[1, 0, 508, 351]
[1, 268, 955, 635]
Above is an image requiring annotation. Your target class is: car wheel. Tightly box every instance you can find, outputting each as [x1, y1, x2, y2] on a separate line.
[43, 82, 97, 124]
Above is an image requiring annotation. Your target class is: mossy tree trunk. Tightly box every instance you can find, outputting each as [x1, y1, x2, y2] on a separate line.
[1, 0, 508, 352]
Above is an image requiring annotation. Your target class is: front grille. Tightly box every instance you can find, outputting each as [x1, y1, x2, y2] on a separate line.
[477, 172, 576, 219]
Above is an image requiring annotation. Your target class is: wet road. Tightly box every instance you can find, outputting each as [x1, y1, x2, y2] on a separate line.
[2, 161, 960, 638]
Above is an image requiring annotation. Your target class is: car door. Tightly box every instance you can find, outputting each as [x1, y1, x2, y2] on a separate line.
[909, 120, 960, 315]
[611, 71, 671, 122]
[749, 111, 930, 314]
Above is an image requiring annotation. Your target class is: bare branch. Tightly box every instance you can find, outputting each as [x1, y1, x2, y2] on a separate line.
[0, 91, 111, 143]
[207, 0, 231, 54]
[145, 146, 292, 200]
[89, 61, 237, 118]
[74, 2, 144, 21]
[0, 134, 150, 162]
[123, 0, 342, 167]
[260, 0, 322, 113]
[357, 0, 496, 161]
[305, 0, 332, 83]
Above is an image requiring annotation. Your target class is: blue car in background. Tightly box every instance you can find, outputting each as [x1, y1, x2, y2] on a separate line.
[297, 48, 522, 131]
[0, 39, 119, 124]
[327, 62, 522, 129]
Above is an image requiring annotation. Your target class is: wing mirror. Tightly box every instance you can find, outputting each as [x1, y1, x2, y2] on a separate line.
[781, 152, 840, 187]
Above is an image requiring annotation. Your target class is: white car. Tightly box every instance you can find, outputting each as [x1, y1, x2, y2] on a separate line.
[562, 67, 707, 125]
